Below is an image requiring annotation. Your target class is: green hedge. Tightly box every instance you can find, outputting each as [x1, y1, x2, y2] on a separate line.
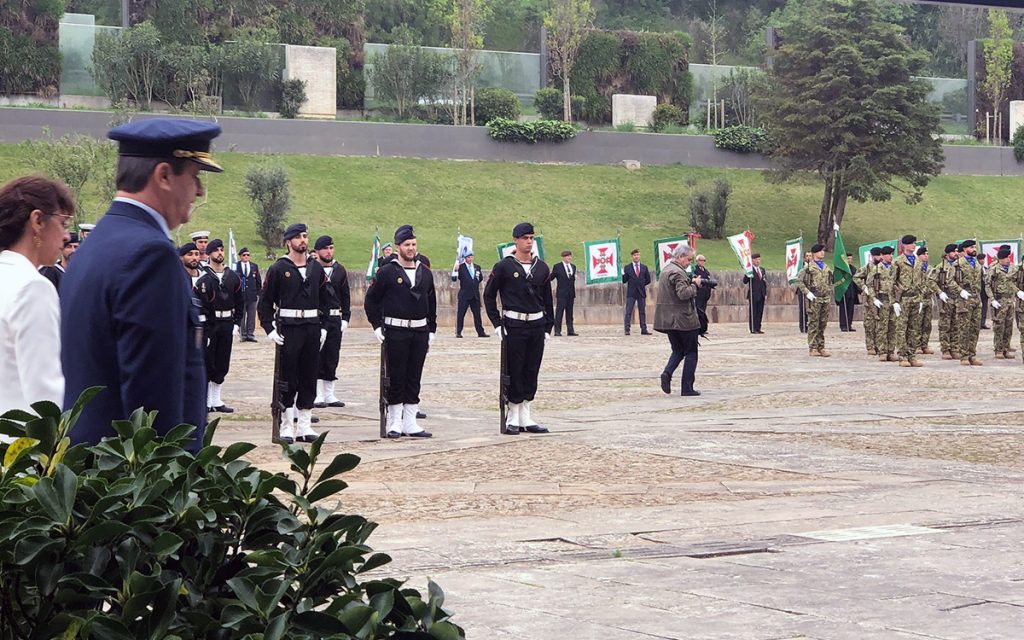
[476, 87, 521, 125]
[488, 118, 577, 143]
[650, 103, 686, 132]
[712, 125, 767, 153]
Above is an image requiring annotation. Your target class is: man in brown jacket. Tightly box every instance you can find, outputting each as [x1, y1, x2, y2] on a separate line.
[654, 244, 703, 396]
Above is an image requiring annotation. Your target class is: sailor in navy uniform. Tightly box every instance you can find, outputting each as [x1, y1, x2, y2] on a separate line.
[190, 230, 210, 268]
[258, 223, 330, 444]
[39, 232, 79, 292]
[196, 238, 244, 414]
[180, 242, 204, 290]
[311, 235, 351, 409]
[364, 225, 436, 439]
[60, 118, 223, 452]
[483, 222, 554, 434]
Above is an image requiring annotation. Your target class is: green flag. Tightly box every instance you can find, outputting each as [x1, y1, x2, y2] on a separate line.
[833, 226, 853, 303]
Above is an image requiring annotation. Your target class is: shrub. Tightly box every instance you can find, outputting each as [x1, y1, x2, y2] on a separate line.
[92, 21, 163, 109]
[20, 128, 117, 222]
[338, 67, 366, 110]
[534, 87, 564, 120]
[158, 43, 213, 112]
[246, 162, 291, 258]
[368, 44, 451, 119]
[571, 94, 587, 121]
[689, 190, 710, 237]
[475, 87, 521, 125]
[650, 103, 686, 132]
[533, 119, 578, 142]
[278, 78, 308, 118]
[217, 29, 281, 113]
[0, 26, 60, 95]
[488, 118, 577, 143]
[0, 391, 464, 639]
[710, 178, 731, 238]
[614, 122, 636, 132]
[1014, 124, 1024, 162]
[712, 125, 767, 153]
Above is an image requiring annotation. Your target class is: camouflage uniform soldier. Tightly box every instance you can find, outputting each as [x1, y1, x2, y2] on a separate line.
[987, 245, 1018, 359]
[853, 247, 883, 355]
[930, 244, 960, 359]
[796, 243, 834, 357]
[952, 240, 983, 366]
[1016, 256, 1024, 363]
[865, 246, 898, 362]
[915, 246, 936, 355]
[892, 235, 925, 367]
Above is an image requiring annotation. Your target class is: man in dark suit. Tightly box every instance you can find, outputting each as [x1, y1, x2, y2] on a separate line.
[452, 253, 487, 338]
[693, 254, 712, 315]
[622, 248, 652, 335]
[742, 252, 768, 334]
[838, 252, 859, 332]
[235, 247, 262, 342]
[551, 250, 579, 336]
[60, 118, 222, 452]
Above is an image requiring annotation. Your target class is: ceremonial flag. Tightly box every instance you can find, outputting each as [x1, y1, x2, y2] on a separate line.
[980, 239, 1021, 267]
[784, 237, 803, 284]
[858, 239, 897, 268]
[583, 238, 621, 284]
[452, 234, 474, 277]
[227, 228, 238, 265]
[497, 235, 545, 261]
[653, 235, 689, 277]
[833, 225, 853, 303]
[727, 231, 754, 276]
[366, 232, 381, 281]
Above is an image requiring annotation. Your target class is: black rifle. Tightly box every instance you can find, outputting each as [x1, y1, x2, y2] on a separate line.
[379, 339, 389, 439]
[270, 341, 286, 444]
[499, 330, 510, 434]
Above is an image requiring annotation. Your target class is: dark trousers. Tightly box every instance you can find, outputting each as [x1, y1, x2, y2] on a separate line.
[384, 328, 429, 405]
[748, 297, 765, 333]
[624, 297, 647, 333]
[240, 299, 258, 339]
[506, 323, 546, 403]
[280, 323, 319, 410]
[554, 296, 575, 334]
[317, 317, 343, 380]
[204, 320, 234, 384]
[456, 296, 486, 336]
[798, 295, 808, 333]
[838, 299, 855, 331]
[662, 329, 699, 391]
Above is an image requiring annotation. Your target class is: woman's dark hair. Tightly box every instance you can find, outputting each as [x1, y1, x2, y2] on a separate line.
[116, 156, 189, 193]
[0, 176, 75, 250]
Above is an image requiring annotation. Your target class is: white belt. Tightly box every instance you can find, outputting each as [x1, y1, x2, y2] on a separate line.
[198, 314, 207, 323]
[383, 316, 428, 328]
[328, 309, 343, 316]
[504, 311, 544, 321]
[279, 308, 317, 318]
[214, 310, 233, 319]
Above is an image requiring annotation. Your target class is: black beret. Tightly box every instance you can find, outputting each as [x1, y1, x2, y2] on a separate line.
[314, 235, 333, 251]
[395, 224, 415, 245]
[881, 246, 895, 255]
[959, 239, 976, 250]
[999, 244, 1011, 251]
[998, 246, 1012, 259]
[65, 232, 79, 246]
[206, 239, 224, 253]
[512, 222, 534, 238]
[179, 242, 198, 256]
[916, 246, 928, 256]
[870, 247, 882, 256]
[239, 247, 249, 255]
[901, 234, 916, 245]
[810, 243, 825, 253]
[751, 252, 761, 259]
[283, 223, 307, 241]
[561, 250, 572, 257]
[944, 243, 958, 254]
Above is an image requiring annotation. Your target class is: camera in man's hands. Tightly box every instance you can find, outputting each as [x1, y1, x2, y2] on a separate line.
[699, 277, 718, 289]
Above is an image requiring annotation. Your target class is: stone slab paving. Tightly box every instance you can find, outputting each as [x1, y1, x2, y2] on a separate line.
[214, 323, 1024, 638]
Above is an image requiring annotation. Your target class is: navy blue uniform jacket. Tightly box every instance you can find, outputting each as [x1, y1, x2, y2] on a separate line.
[60, 200, 207, 449]
[622, 262, 652, 299]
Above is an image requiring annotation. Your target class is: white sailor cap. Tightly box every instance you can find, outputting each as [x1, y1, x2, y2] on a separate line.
[79, 223, 96, 232]
[190, 230, 211, 240]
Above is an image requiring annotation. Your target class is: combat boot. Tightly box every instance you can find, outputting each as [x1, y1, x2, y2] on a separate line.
[898, 359, 911, 367]
[867, 348, 877, 356]
[969, 356, 984, 366]
[921, 346, 934, 354]
[887, 354, 899, 362]
[941, 351, 953, 360]
[960, 358, 971, 366]
[818, 349, 831, 357]
[878, 354, 889, 362]
[995, 352, 1007, 360]
[809, 349, 820, 357]
[910, 358, 924, 368]
[950, 350, 961, 359]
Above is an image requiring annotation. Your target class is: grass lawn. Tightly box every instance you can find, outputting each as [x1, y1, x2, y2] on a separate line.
[1, 144, 1021, 272]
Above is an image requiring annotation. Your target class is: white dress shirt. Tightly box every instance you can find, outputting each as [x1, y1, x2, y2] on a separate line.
[0, 250, 64, 418]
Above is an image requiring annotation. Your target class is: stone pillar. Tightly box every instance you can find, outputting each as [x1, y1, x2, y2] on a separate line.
[1011, 101, 1024, 140]
[612, 94, 657, 128]
[283, 44, 337, 118]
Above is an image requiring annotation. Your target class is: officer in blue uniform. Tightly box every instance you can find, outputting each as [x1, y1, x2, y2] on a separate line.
[60, 118, 222, 451]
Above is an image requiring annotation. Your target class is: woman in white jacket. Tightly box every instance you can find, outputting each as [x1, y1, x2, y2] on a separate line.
[0, 176, 73, 419]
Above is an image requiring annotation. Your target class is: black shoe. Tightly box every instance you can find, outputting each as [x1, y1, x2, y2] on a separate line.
[311, 415, 320, 424]
[298, 434, 318, 443]
[456, 334, 463, 338]
[567, 332, 579, 336]
[313, 401, 327, 408]
[641, 331, 652, 335]
[660, 373, 671, 394]
[504, 425, 520, 435]
[386, 431, 402, 439]
[327, 400, 345, 408]
[407, 430, 432, 438]
[212, 404, 234, 413]
[524, 425, 549, 433]
[417, 411, 427, 419]
[554, 332, 562, 337]
[848, 328, 856, 332]
[625, 331, 631, 336]
[478, 333, 489, 338]
[681, 389, 701, 397]
[755, 330, 765, 334]
[278, 436, 294, 445]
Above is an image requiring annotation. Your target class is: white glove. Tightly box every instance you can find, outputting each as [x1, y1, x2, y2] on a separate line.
[233, 325, 240, 337]
[373, 327, 385, 344]
[918, 302, 924, 314]
[873, 298, 883, 309]
[992, 299, 1001, 310]
[806, 292, 816, 302]
[493, 326, 505, 339]
[320, 328, 327, 348]
[1017, 291, 1024, 301]
[939, 292, 949, 303]
[268, 330, 284, 346]
[428, 332, 435, 347]
[340, 320, 349, 332]
[960, 290, 970, 300]
[893, 303, 902, 317]
[544, 331, 552, 344]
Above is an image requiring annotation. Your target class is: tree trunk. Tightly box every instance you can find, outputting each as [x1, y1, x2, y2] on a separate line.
[562, 69, 571, 122]
[817, 170, 834, 246]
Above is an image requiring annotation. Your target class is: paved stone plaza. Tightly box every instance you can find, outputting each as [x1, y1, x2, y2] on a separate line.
[214, 323, 1024, 639]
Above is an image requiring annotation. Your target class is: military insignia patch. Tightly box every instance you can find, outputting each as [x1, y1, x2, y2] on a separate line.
[397, 277, 404, 284]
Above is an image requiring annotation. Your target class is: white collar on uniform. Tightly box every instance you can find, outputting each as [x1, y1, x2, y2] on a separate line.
[114, 197, 172, 240]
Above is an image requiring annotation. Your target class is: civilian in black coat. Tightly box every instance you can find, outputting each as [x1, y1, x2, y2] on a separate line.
[551, 249, 579, 336]
[235, 247, 262, 342]
[622, 248, 652, 335]
[693, 254, 712, 315]
[838, 253, 859, 332]
[741, 253, 768, 333]
[451, 253, 487, 337]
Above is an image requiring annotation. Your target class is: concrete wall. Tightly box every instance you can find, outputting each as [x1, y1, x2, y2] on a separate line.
[2, 108, 1021, 175]
[283, 45, 336, 118]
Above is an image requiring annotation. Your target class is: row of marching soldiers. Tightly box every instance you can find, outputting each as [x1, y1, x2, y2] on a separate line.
[851, 236, 1022, 366]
